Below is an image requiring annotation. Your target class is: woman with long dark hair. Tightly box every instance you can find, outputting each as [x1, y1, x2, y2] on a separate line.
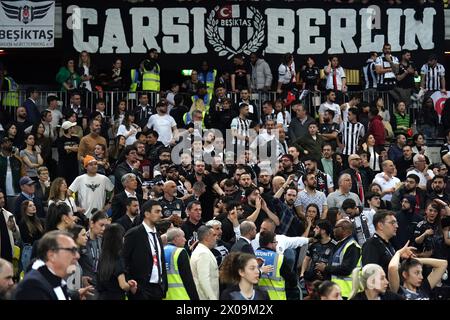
[113, 99, 128, 136]
[306, 280, 342, 300]
[48, 177, 85, 221]
[31, 121, 55, 178]
[4, 123, 21, 149]
[117, 112, 141, 146]
[56, 57, 81, 92]
[302, 203, 320, 237]
[18, 200, 44, 271]
[45, 202, 77, 232]
[412, 133, 431, 164]
[108, 135, 126, 170]
[388, 242, 447, 300]
[19, 133, 43, 180]
[97, 223, 137, 300]
[360, 134, 381, 173]
[219, 252, 269, 300]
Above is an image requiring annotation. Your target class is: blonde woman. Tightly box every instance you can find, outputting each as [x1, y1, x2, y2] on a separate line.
[349, 264, 403, 300]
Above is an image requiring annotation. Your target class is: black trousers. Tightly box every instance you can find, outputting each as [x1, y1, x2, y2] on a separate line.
[129, 283, 164, 300]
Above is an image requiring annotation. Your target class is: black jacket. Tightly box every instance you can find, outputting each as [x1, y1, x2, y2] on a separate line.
[111, 191, 143, 222]
[122, 224, 168, 298]
[220, 285, 270, 300]
[230, 238, 255, 255]
[361, 233, 396, 276]
[14, 266, 70, 300]
[116, 214, 140, 232]
[341, 167, 373, 196]
[324, 236, 361, 277]
[114, 161, 143, 193]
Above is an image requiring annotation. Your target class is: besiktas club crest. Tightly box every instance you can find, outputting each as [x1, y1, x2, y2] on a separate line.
[206, 5, 265, 60]
[1, 1, 53, 24]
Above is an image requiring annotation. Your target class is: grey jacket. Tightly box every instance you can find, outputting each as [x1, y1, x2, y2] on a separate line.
[251, 59, 273, 90]
[288, 115, 315, 143]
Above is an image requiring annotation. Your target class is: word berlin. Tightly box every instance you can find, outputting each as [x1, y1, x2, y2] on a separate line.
[67, 3, 440, 57]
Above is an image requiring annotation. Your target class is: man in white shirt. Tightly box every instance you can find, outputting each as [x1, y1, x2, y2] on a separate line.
[406, 154, 435, 190]
[318, 90, 341, 124]
[251, 218, 309, 254]
[68, 155, 114, 219]
[46, 95, 63, 133]
[145, 101, 178, 147]
[372, 160, 401, 202]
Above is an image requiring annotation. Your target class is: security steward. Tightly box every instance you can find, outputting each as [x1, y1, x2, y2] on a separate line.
[255, 230, 298, 300]
[315, 219, 361, 299]
[163, 227, 199, 300]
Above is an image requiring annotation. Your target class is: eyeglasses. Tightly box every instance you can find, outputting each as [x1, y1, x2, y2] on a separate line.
[384, 220, 398, 225]
[55, 247, 79, 255]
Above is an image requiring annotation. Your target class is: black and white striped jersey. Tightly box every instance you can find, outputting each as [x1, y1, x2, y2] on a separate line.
[340, 121, 365, 156]
[420, 63, 446, 91]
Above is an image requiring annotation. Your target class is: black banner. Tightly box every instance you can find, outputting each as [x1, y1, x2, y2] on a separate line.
[62, 1, 444, 88]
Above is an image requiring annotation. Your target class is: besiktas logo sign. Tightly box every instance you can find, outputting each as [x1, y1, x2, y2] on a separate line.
[0, 0, 55, 48]
[206, 5, 265, 59]
[1, 1, 52, 24]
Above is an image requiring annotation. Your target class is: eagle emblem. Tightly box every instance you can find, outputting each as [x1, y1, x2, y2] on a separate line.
[85, 183, 100, 192]
[1, 1, 53, 24]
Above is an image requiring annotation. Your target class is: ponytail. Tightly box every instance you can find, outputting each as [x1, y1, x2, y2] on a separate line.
[349, 267, 363, 299]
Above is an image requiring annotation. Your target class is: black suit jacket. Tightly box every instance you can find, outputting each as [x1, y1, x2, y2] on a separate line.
[34, 182, 50, 208]
[122, 224, 168, 297]
[14, 268, 58, 300]
[116, 214, 140, 232]
[230, 238, 255, 255]
[114, 161, 143, 193]
[111, 191, 143, 222]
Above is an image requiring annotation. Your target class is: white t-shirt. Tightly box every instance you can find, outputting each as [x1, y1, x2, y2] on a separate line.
[69, 174, 114, 218]
[372, 173, 401, 202]
[48, 108, 63, 130]
[318, 101, 341, 123]
[276, 111, 291, 132]
[117, 124, 139, 146]
[278, 61, 296, 84]
[5, 157, 16, 196]
[251, 233, 309, 254]
[146, 113, 177, 147]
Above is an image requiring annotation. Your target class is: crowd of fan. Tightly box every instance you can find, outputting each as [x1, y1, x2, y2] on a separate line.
[0, 38, 450, 301]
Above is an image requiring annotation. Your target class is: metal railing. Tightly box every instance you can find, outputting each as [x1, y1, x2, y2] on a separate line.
[0, 88, 430, 137]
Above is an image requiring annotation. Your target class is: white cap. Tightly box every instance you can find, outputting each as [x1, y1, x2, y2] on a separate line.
[61, 121, 76, 130]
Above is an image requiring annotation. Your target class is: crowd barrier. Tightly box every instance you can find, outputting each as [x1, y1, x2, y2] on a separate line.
[0, 88, 397, 119]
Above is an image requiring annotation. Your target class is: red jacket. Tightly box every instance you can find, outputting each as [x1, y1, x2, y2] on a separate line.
[369, 115, 385, 146]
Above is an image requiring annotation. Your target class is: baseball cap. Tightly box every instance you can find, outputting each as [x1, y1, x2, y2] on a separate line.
[19, 176, 35, 186]
[83, 155, 97, 168]
[61, 121, 77, 130]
